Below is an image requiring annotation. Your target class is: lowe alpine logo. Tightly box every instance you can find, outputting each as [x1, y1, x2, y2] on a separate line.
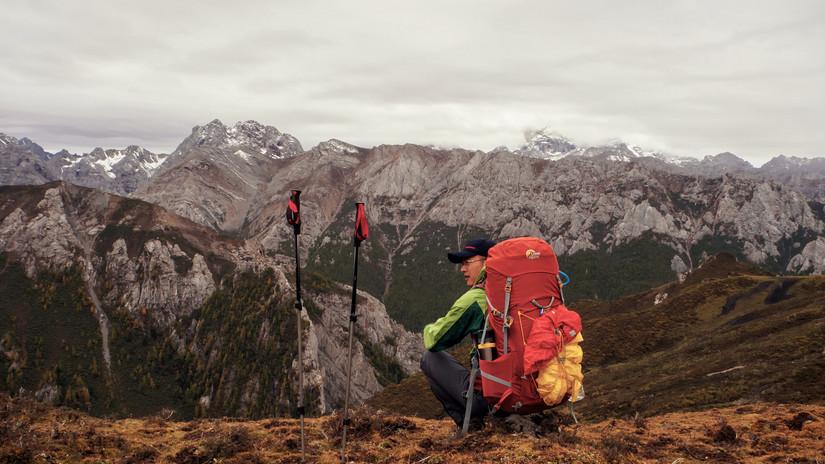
[525, 249, 541, 260]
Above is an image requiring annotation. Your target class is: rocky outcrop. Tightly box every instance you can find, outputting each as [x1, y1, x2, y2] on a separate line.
[0, 187, 82, 277]
[306, 284, 422, 411]
[102, 238, 216, 326]
[787, 237, 825, 274]
[0, 182, 418, 417]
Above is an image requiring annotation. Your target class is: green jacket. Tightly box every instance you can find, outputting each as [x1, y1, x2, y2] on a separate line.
[422, 269, 488, 352]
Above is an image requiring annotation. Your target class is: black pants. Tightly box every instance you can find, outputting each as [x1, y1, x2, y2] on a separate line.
[420, 350, 489, 426]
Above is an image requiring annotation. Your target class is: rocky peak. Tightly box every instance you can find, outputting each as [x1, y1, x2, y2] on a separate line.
[18, 137, 50, 160]
[0, 133, 19, 146]
[314, 139, 361, 155]
[763, 154, 795, 169]
[138, 120, 302, 232]
[103, 146, 169, 177]
[761, 154, 825, 171]
[584, 142, 640, 162]
[173, 119, 303, 160]
[124, 145, 146, 155]
[516, 128, 577, 159]
[756, 154, 825, 202]
[0, 133, 46, 156]
[85, 148, 128, 178]
[0, 134, 55, 185]
[514, 130, 698, 166]
[701, 152, 754, 171]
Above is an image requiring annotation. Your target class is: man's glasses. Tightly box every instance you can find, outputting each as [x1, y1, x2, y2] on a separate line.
[461, 258, 485, 266]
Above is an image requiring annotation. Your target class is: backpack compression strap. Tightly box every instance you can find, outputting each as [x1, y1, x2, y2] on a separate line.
[502, 277, 512, 354]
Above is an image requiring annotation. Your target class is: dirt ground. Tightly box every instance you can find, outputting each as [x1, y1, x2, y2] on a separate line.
[1, 394, 823, 463]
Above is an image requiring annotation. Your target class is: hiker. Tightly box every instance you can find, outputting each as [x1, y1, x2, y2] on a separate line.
[419, 238, 496, 430]
[478, 237, 585, 418]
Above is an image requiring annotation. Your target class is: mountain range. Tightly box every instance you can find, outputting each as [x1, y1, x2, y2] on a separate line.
[2, 119, 825, 419]
[516, 130, 825, 202]
[4, 125, 825, 201]
[3, 121, 825, 328]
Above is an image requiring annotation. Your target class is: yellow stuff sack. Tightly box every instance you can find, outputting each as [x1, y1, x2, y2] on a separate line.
[535, 333, 584, 406]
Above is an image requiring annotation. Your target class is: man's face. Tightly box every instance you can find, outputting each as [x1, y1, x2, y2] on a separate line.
[460, 256, 485, 287]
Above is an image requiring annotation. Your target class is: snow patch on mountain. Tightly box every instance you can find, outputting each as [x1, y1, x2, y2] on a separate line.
[316, 139, 360, 154]
[234, 149, 254, 163]
[513, 129, 711, 167]
[92, 149, 127, 178]
[514, 129, 578, 160]
[139, 153, 169, 175]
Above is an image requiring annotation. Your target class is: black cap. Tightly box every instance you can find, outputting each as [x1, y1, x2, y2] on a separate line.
[447, 238, 497, 264]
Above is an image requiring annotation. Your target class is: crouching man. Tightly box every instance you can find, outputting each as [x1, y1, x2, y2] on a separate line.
[420, 238, 496, 431]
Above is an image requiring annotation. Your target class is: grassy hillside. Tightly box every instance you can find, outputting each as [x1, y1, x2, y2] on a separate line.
[578, 257, 825, 420]
[370, 254, 825, 421]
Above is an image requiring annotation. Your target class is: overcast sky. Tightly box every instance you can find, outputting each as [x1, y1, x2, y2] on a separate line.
[1, 1, 824, 165]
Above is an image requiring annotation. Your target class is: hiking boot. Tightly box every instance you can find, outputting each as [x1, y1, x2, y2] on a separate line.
[504, 414, 539, 437]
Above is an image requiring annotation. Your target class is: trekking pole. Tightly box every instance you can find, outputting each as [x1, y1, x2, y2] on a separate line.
[341, 202, 369, 462]
[285, 190, 306, 462]
[461, 313, 490, 436]
[461, 334, 480, 437]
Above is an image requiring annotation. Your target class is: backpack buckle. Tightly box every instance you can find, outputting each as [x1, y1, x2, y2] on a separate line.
[503, 315, 513, 328]
[490, 307, 513, 327]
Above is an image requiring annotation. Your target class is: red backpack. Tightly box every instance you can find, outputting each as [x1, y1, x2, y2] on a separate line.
[479, 237, 584, 414]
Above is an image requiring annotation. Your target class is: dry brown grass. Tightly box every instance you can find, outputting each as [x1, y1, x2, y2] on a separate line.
[1, 394, 824, 463]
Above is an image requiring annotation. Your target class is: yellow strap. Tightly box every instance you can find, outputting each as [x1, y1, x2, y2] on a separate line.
[477, 343, 496, 349]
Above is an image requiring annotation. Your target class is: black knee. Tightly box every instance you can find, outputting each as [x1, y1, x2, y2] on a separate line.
[420, 350, 435, 376]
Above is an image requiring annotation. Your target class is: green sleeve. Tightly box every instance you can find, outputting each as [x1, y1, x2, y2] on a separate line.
[422, 288, 487, 352]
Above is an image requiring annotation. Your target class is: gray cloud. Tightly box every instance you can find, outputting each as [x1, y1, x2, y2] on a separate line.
[1, 0, 824, 165]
